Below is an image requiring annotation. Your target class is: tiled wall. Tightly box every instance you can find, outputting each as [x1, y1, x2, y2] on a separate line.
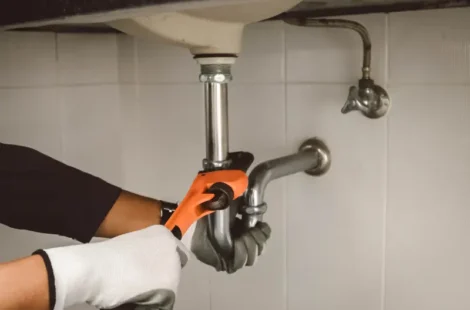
[1, 7, 470, 310]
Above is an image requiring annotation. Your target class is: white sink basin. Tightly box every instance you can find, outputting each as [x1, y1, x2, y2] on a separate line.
[109, 0, 301, 55]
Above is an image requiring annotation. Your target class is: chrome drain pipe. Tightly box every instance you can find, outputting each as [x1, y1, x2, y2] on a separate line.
[196, 56, 237, 258]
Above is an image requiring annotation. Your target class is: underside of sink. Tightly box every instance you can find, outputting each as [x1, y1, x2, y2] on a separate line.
[3, 0, 469, 33]
[109, 0, 301, 55]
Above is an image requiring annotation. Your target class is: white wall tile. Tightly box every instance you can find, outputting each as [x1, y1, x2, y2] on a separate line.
[119, 85, 141, 192]
[228, 84, 286, 157]
[0, 32, 56, 87]
[389, 8, 470, 85]
[386, 85, 470, 310]
[0, 226, 79, 262]
[176, 262, 211, 310]
[135, 84, 204, 198]
[0, 88, 62, 159]
[286, 14, 387, 85]
[60, 85, 122, 185]
[136, 39, 198, 84]
[286, 84, 386, 310]
[211, 84, 286, 310]
[57, 34, 118, 85]
[117, 35, 137, 84]
[0, 90, 76, 265]
[232, 21, 285, 83]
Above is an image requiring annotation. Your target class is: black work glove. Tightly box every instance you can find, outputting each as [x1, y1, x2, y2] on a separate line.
[189, 200, 271, 274]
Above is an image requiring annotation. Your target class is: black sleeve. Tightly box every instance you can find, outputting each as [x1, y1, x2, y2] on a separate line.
[0, 143, 122, 243]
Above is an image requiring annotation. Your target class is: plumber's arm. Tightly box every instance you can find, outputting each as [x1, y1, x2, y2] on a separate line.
[0, 143, 163, 242]
[95, 190, 164, 238]
[0, 255, 49, 310]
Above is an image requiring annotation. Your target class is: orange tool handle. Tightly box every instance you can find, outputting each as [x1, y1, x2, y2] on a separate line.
[164, 170, 248, 238]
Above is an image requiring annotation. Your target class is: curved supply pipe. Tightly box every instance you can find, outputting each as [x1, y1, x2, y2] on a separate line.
[284, 18, 390, 119]
[285, 18, 371, 79]
[242, 138, 331, 228]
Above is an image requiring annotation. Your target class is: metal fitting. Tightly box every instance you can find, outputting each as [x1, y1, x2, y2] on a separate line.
[199, 64, 233, 84]
[284, 18, 391, 119]
[299, 138, 331, 176]
[241, 203, 268, 216]
[243, 137, 331, 228]
[342, 78, 390, 119]
[202, 158, 232, 170]
[199, 73, 232, 83]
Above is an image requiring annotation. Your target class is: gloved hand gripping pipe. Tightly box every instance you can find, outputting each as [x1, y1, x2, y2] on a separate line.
[284, 18, 391, 119]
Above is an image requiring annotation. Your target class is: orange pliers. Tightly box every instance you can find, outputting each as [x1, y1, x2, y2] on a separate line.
[164, 170, 248, 239]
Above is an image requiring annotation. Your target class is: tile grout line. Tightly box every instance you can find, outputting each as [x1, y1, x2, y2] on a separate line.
[115, 34, 124, 187]
[282, 22, 289, 310]
[3, 81, 470, 89]
[55, 32, 66, 162]
[134, 36, 143, 192]
[120, 35, 139, 188]
[380, 12, 390, 310]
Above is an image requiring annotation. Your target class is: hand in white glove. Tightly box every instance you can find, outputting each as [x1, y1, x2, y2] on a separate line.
[34, 225, 188, 310]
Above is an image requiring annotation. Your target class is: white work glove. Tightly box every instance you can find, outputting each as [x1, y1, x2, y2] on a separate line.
[184, 201, 271, 274]
[34, 225, 189, 310]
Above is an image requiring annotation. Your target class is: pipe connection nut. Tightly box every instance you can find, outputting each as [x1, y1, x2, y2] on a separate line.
[200, 73, 232, 83]
[199, 63, 232, 83]
[241, 203, 268, 216]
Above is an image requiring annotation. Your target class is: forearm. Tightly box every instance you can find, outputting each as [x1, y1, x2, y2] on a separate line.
[0, 256, 49, 310]
[0, 143, 168, 241]
[95, 191, 162, 238]
[0, 143, 121, 242]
